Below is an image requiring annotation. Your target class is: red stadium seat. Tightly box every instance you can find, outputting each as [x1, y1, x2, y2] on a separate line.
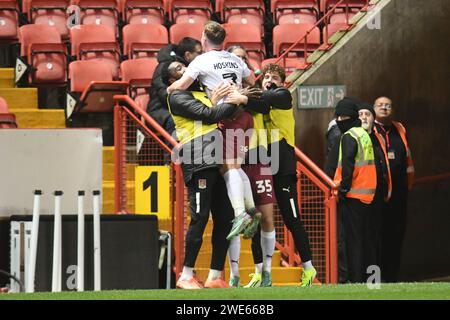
[169, 22, 203, 43]
[0, 0, 20, 43]
[22, 0, 70, 40]
[328, 9, 359, 24]
[123, 23, 168, 59]
[216, 0, 265, 32]
[70, 24, 121, 79]
[74, 0, 120, 36]
[271, 0, 319, 25]
[262, 57, 306, 76]
[0, 97, 17, 128]
[321, 0, 367, 13]
[223, 23, 265, 66]
[120, 58, 158, 109]
[168, 0, 212, 24]
[67, 60, 127, 118]
[120, 0, 165, 25]
[272, 23, 320, 58]
[17, 24, 68, 85]
[323, 22, 351, 43]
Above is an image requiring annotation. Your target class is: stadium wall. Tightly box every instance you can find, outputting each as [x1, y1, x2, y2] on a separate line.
[292, 0, 450, 280]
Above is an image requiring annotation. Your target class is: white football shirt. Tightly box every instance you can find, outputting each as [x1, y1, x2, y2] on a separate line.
[184, 50, 252, 97]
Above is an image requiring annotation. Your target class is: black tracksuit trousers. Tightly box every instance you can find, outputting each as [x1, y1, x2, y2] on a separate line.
[338, 197, 373, 283]
[381, 188, 408, 282]
[272, 174, 313, 263]
[183, 168, 234, 270]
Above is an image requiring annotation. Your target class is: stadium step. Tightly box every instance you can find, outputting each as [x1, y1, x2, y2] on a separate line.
[0, 87, 38, 109]
[194, 266, 302, 285]
[103, 163, 136, 181]
[195, 250, 282, 268]
[103, 147, 115, 165]
[0, 68, 14, 88]
[9, 108, 65, 128]
[103, 180, 134, 212]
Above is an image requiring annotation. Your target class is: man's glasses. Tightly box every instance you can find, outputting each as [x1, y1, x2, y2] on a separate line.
[375, 103, 392, 109]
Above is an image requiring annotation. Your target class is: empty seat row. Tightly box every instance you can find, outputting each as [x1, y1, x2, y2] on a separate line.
[0, 0, 369, 42]
[67, 58, 156, 119]
[15, 21, 324, 88]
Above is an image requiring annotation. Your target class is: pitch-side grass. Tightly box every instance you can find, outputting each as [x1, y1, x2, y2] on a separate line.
[1, 283, 449, 300]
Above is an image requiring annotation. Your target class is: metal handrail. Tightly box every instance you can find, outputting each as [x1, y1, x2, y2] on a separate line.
[256, 0, 370, 82]
[113, 94, 338, 283]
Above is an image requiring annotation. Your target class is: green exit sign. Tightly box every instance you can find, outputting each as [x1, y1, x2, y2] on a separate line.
[297, 85, 346, 109]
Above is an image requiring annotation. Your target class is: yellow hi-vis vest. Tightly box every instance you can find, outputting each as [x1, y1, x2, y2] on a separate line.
[392, 121, 415, 190]
[264, 108, 295, 147]
[169, 91, 218, 145]
[334, 127, 377, 204]
[249, 111, 268, 150]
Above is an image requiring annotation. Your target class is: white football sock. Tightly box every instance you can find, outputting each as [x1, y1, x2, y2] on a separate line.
[228, 236, 241, 278]
[255, 263, 263, 274]
[238, 168, 256, 211]
[207, 269, 223, 282]
[261, 230, 276, 273]
[302, 260, 314, 271]
[223, 169, 246, 217]
[179, 266, 194, 281]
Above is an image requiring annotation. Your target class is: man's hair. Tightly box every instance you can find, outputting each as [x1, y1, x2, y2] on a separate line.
[161, 61, 182, 86]
[227, 45, 244, 53]
[175, 37, 201, 57]
[204, 21, 226, 46]
[261, 63, 286, 82]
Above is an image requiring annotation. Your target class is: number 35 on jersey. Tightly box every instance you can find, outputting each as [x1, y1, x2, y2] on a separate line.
[135, 166, 170, 219]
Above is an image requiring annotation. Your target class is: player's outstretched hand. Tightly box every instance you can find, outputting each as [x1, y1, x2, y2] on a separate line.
[239, 87, 262, 98]
[225, 89, 248, 106]
[211, 82, 232, 105]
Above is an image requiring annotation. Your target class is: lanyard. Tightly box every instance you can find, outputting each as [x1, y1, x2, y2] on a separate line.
[377, 124, 391, 149]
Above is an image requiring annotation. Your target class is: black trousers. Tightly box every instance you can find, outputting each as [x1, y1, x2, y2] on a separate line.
[381, 187, 408, 282]
[184, 168, 234, 270]
[273, 174, 312, 263]
[338, 198, 372, 283]
[365, 197, 383, 273]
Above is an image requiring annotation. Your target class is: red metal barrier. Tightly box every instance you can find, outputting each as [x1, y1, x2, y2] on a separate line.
[113, 94, 186, 277]
[113, 94, 339, 284]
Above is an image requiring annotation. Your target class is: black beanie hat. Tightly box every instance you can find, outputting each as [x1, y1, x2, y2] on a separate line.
[357, 102, 376, 118]
[335, 98, 359, 118]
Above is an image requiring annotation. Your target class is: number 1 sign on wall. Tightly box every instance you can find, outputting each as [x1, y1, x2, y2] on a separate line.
[135, 166, 170, 219]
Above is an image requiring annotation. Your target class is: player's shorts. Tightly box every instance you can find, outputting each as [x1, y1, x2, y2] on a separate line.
[219, 110, 253, 162]
[242, 163, 276, 206]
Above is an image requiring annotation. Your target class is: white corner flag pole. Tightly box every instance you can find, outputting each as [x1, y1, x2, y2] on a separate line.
[93, 190, 101, 291]
[52, 191, 63, 292]
[26, 190, 42, 293]
[77, 191, 85, 292]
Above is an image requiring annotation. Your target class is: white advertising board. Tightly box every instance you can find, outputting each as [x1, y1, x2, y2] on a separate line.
[0, 129, 103, 216]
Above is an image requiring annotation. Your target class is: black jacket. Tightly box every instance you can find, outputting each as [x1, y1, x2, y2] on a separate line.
[324, 119, 342, 178]
[370, 132, 389, 202]
[147, 44, 187, 127]
[168, 90, 237, 184]
[262, 86, 297, 176]
[338, 130, 358, 199]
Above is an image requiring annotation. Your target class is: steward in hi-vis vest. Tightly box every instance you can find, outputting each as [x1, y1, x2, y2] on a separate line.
[373, 96, 414, 283]
[334, 126, 377, 204]
[333, 98, 378, 284]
